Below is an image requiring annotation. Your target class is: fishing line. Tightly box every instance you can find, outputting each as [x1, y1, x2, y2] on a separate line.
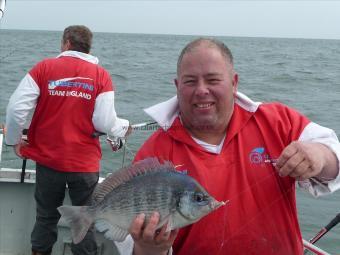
[121, 142, 126, 168]
[122, 142, 135, 160]
[216, 166, 297, 254]
[120, 140, 137, 168]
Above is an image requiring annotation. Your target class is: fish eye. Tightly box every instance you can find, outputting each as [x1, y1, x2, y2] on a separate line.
[194, 193, 206, 203]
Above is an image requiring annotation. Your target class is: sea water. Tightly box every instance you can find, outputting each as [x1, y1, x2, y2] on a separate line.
[0, 30, 339, 253]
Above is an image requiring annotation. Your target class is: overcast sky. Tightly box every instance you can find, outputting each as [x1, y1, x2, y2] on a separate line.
[1, 1, 340, 39]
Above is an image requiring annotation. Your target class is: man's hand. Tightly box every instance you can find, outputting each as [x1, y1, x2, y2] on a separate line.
[276, 141, 338, 181]
[125, 125, 132, 137]
[130, 212, 178, 255]
[13, 140, 27, 159]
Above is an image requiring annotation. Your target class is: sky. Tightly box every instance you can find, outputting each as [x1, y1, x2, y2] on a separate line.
[1, 0, 340, 39]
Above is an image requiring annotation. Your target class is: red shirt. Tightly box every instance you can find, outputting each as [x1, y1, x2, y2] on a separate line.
[21, 55, 112, 172]
[135, 103, 309, 255]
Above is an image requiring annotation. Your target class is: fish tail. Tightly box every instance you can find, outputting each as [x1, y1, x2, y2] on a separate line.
[58, 205, 94, 244]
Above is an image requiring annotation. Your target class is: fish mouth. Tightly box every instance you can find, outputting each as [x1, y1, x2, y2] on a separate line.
[210, 200, 228, 211]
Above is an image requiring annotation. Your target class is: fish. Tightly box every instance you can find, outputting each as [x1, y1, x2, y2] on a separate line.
[57, 157, 225, 244]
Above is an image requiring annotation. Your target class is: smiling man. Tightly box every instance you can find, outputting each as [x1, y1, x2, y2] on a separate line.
[175, 39, 238, 146]
[116, 38, 340, 255]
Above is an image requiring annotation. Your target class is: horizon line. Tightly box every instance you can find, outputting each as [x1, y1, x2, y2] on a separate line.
[1, 27, 340, 41]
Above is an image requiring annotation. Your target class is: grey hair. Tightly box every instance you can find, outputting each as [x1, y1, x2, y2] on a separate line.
[177, 38, 234, 75]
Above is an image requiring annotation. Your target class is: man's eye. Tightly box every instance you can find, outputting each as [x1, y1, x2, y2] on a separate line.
[183, 80, 195, 85]
[209, 79, 221, 84]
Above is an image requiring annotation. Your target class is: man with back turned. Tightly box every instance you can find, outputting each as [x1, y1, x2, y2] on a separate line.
[5, 25, 130, 255]
[116, 38, 340, 255]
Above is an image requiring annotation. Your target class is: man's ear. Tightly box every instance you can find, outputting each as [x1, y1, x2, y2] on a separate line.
[61, 40, 71, 51]
[174, 78, 179, 89]
[232, 72, 239, 94]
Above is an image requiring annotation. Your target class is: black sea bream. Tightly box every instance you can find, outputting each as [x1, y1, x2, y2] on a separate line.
[58, 157, 224, 244]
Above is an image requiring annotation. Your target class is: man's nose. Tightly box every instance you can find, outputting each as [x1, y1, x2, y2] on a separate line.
[195, 80, 209, 96]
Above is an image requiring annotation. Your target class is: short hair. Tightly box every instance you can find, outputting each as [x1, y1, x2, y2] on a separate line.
[62, 25, 93, 54]
[177, 38, 234, 75]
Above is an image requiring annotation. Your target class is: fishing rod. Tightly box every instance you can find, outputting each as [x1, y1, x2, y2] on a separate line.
[303, 240, 331, 255]
[303, 212, 340, 254]
[1, 125, 28, 183]
[92, 121, 158, 154]
[19, 129, 28, 183]
[91, 121, 158, 138]
[1, 121, 158, 181]
[309, 212, 340, 244]
[0, 0, 6, 20]
[130, 121, 158, 130]
[91, 121, 158, 167]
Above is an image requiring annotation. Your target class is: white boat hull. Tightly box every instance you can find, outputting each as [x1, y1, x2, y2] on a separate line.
[0, 168, 120, 255]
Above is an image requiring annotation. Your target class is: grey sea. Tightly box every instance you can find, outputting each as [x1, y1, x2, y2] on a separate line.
[0, 30, 339, 253]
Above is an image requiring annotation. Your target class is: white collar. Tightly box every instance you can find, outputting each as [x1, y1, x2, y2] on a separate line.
[57, 50, 99, 64]
[192, 135, 226, 154]
[144, 91, 261, 131]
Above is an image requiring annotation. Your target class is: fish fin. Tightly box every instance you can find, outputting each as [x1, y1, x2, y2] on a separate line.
[57, 205, 94, 244]
[95, 219, 128, 242]
[92, 157, 177, 203]
[157, 214, 174, 233]
[95, 219, 111, 233]
[165, 215, 175, 232]
[105, 226, 128, 242]
[168, 216, 175, 232]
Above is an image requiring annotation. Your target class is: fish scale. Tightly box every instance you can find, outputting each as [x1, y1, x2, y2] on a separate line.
[100, 172, 180, 215]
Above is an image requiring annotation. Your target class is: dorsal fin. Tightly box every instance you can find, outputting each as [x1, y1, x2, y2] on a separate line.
[92, 157, 176, 204]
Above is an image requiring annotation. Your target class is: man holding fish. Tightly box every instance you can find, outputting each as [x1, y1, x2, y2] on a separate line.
[120, 38, 340, 254]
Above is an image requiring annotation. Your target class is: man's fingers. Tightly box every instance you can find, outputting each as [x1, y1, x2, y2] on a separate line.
[277, 142, 326, 180]
[129, 213, 145, 241]
[168, 229, 179, 243]
[288, 160, 310, 178]
[278, 151, 304, 177]
[276, 142, 299, 169]
[14, 144, 24, 159]
[130, 211, 178, 251]
[142, 212, 160, 242]
[155, 221, 171, 243]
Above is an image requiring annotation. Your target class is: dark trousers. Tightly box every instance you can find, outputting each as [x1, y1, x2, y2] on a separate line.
[31, 164, 99, 255]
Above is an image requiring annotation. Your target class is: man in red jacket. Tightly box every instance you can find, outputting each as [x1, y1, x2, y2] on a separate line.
[116, 38, 340, 255]
[5, 25, 130, 255]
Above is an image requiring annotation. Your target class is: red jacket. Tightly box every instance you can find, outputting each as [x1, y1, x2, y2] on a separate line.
[135, 102, 309, 255]
[21, 53, 112, 172]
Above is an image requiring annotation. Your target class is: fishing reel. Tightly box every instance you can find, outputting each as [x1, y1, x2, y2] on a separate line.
[106, 135, 125, 152]
[91, 131, 126, 152]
